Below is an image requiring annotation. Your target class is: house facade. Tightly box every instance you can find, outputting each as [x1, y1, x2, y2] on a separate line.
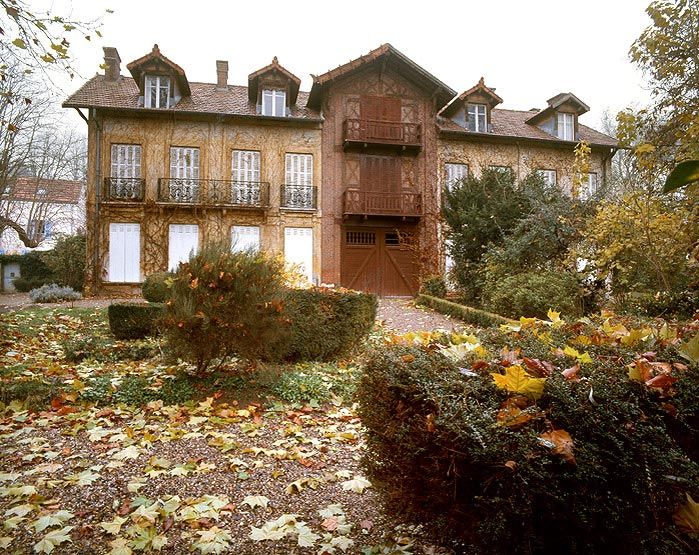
[64, 44, 617, 296]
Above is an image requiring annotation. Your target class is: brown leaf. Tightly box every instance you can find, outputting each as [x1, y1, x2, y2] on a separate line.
[645, 374, 678, 389]
[523, 357, 554, 377]
[401, 354, 415, 363]
[425, 413, 436, 433]
[321, 516, 338, 531]
[539, 429, 576, 465]
[504, 460, 517, 471]
[561, 363, 580, 381]
[360, 519, 373, 531]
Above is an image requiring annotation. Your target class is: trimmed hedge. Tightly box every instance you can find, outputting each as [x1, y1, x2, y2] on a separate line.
[279, 287, 377, 361]
[417, 294, 514, 327]
[420, 275, 447, 298]
[108, 302, 164, 339]
[357, 343, 699, 554]
[142, 271, 173, 303]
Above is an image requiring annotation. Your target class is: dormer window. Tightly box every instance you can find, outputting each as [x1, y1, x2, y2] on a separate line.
[145, 75, 171, 109]
[557, 113, 575, 141]
[261, 89, 286, 117]
[467, 103, 487, 132]
[36, 187, 47, 197]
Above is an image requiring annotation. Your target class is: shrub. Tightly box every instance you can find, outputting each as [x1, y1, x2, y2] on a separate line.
[637, 289, 699, 320]
[484, 270, 582, 319]
[162, 243, 288, 372]
[43, 234, 86, 291]
[108, 302, 164, 339]
[13, 277, 45, 292]
[0, 378, 61, 406]
[419, 275, 447, 298]
[142, 271, 173, 303]
[279, 287, 377, 361]
[18, 250, 53, 284]
[29, 283, 82, 303]
[357, 342, 699, 554]
[417, 294, 513, 327]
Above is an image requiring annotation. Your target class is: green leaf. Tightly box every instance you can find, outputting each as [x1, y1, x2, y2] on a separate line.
[12, 38, 27, 49]
[664, 160, 699, 193]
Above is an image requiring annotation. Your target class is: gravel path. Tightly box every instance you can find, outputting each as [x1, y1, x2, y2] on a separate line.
[377, 297, 463, 334]
[0, 292, 139, 312]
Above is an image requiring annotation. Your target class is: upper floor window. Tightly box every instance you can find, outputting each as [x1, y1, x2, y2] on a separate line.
[537, 169, 557, 188]
[467, 103, 487, 132]
[261, 89, 286, 117]
[445, 163, 469, 190]
[28, 219, 50, 240]
[580, 172, 598, 200]
[232, 150, 261, 182]
[557, 113, 574, 141]
[145, 75, 171, 109]
[111, 144, 142, 179]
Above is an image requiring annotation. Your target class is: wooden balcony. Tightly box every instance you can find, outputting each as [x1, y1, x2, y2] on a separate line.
[342, 119, 422, 151]
[103, 177, 145, 202]
[157, 179, 270, 209]
[343, 189, 422, 218]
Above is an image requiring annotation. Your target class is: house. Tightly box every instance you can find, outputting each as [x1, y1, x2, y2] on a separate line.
[0, 176, 85, 255]
[64, 44, 617, 297]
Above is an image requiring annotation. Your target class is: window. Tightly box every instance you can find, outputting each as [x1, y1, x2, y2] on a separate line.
[261, 89, 286, 117]
[168, 147, 200, 202]
[168, 224, 199, 271]
[108, 223, 140, 282]
[284, 227, 313, 283]
[231, 226, 261, 252]
[489, 165, 513, 177]
[110, 144, 142, 199]
[557, 113, 574, 141]
[36, 188, 47, 197]
[445, 163, 469, 190]
[145, 75, 171, 109]
[537, 169, 557, 188]
[580, 172, 598, 200]
[284, 153, 314, 208]
[231, 150, 261, 205]
[467, 103, 487, 132]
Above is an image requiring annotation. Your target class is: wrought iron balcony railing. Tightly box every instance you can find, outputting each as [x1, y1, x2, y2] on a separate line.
[343, 118, 422, 149]
[103, 177, 145, 201]
[157, 179, 270, 208]
[280, 184, 317, 210]
[343, 189, 423, 217]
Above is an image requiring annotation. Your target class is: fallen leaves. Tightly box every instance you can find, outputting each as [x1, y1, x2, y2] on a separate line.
[538, 429, 576, 465]
[491, 365, 546, 400]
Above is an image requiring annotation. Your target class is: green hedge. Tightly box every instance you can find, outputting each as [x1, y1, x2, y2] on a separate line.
[108, 302, 164, 339]
[357, 343, 699, 554]
[142, 271, 173, 303]
[417, 294, 514, 327]
[279, 287, 377, 361]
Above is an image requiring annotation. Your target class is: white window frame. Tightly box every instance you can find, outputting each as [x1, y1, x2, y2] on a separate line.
[445, 163, 469, 190]
[111, 144, 142, 179]
[467, 103, 487, 132]
[231, 225, 261, 253]
[285, 153, 313, 186]
[108, 223, 141, 283]
[145, 75, 171, 109]
[557, 113, 574, 141]
[231, 150, 261, 182]
[537, 169, 557, 188]
[168, 224, 199, 272]
[169, 147, 200, 202]
[284, 227, 313, 283]
[489, 165, 513, 177]
[580, 172, 598, 200]
[261, 89, 286, 117]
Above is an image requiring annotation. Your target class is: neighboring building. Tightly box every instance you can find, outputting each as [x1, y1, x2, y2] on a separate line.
[0, 176, 85, 254]
[64, 44, 617, 296]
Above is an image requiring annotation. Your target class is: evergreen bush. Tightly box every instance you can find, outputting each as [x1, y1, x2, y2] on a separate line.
[419, 275, 447, 298]
[108, 302, 164, 339]
[142, 271, 173, 303]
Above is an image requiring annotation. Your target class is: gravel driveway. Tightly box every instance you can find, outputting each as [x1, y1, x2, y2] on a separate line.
[377, 297, 463, 333]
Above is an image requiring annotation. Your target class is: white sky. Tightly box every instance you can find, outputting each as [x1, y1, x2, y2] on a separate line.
[47, 0, 653, 132]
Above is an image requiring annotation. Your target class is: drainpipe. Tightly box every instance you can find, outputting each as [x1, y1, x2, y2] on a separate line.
[92, 109, 102, 295]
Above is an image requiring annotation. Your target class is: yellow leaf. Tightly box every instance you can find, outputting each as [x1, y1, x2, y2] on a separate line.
[674, 493, 699, 534]
[491, 365, 546, 400]
[562, 346, 593, 364]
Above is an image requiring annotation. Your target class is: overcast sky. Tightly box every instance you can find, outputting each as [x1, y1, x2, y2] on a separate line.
[50, 0, 653, 132]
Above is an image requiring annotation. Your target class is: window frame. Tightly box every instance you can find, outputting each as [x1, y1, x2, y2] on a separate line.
[261, 89, 287, 117]
[557, 112, 574, 141]
[444, 162, 469, 190]
[144, 75, 172, 109]
[580, 172, 598, 200]
[285, 153, 313, 186]
[467, 103, 487, 132]
[537, 169, 557, 188]
[111, 144, 142, 179]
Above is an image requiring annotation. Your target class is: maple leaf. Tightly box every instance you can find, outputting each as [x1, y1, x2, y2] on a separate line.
[33, 526, 73, 553]
[491, 365, 546, 400]
[674, 493, 699, 535]
[100, 516, 127, 535]
[242, 495, 269, 509]
[295, 523, 320, 547]
[341, 476, 372, 493]
[538, 429, 576, 465]
[107, 537, 132, 555]
[331, 535, 355, 551]
[562, 346, 593, 364]
[33, 511, 74, 532]
[678, 333, 699, 364]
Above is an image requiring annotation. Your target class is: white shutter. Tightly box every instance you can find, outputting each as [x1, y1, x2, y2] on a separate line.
[231, 226, 261, 252]
[232, 151, 260, 182]
[168, 224, 199, 271]
[284, 227, 313, 283]
[111, 145, 141, 178]
[445, 163, 468, 190]
[170, 147, 200, 179]
[109, 223, 141, 282]
[285, 154, 313, 186]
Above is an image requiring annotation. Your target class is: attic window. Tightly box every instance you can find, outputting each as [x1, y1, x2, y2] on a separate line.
[557, 113, 574, 141]
[261, 89, 286, 117]
[36, 187, 47, 197]
[467, 103, 487, 132]
[145, 75, 171, 109]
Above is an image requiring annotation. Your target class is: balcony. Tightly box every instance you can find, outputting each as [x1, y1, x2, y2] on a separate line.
[157, 179, 270, 209]
[280, 184, 317, 211]
[103, 177, 145, 202]
[343, 189, 422, 218]
[343, 119, 422, 151]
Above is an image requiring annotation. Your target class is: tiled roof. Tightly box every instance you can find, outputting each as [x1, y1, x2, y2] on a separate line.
[438, 108, 617, 148]
[63, 75, 321, 120]
[5, 177, 84, 204]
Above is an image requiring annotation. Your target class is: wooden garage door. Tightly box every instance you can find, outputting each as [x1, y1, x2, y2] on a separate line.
[341, 228, 417, 296]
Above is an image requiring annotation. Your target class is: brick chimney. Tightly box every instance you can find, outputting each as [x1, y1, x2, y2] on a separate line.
[103, 47, 121, 81]
[216, 60, 228, 88]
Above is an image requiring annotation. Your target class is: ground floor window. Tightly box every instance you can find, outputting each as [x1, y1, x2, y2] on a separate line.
[284, 227, 313, 283]
[168, 224, 199, 271]
[108, 223, 141, 282]
[231, 225, 261, 252]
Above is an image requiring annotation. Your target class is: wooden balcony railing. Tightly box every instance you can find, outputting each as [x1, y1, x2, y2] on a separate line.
[343, 118, 422, 149]
[103, 177, 145, 201]
[343, 189, 423, 217]
[157, 179, 270, 208]
[280, 184, 317, 210]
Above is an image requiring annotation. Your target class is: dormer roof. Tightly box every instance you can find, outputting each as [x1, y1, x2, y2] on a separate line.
[126, 44, 191, 96]
[247, 56, 301, 104]
[525, 92, 589, 124]
[439, 77, 503, 118]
